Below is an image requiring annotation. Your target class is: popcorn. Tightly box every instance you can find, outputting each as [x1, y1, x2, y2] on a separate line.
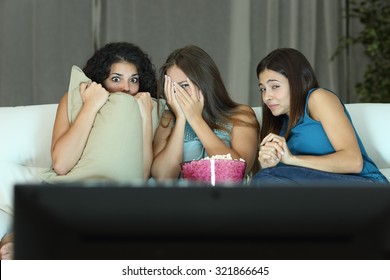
[180, 154, 246, 185]
[203, 153, 245, 162]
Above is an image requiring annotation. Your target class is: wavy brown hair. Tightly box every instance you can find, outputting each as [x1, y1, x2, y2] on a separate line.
[158, 45, 257, 130]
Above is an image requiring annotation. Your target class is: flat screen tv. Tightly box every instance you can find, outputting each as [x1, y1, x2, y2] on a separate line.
[13, 183, 390, 259]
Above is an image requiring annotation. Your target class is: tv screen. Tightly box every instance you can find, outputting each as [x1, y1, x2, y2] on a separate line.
[13, 183, 390, 259]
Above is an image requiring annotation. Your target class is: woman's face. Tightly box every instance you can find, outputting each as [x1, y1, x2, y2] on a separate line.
[166, 65, 192, 93]
[258, 68, 290, 116]
[104, 62, 140, 95]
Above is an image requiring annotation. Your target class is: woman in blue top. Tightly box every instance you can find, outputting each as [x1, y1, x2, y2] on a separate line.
[151, 45, 259, 180]
[251, 48, 388, 185]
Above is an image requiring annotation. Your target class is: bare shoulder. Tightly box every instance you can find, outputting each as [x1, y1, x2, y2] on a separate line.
[309, 88, 341, 106]
[237, 104, 255, 113]
[233, 104, 258, 125]
[59, 92, 69, 105]
[308, 89, 344, 121]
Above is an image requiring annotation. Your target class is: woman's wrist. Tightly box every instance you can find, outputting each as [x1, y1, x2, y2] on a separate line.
[175, 114, 186, 124]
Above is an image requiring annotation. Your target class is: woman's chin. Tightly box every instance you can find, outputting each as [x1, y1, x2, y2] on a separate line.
[271, 111, 282, 117]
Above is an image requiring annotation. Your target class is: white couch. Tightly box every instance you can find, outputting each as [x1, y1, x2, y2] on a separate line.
[1, 103, 390, 239]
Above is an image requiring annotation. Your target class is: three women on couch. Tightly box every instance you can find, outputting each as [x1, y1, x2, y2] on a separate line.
[3, 45, 388, 260]
[48, 42, 386, 185]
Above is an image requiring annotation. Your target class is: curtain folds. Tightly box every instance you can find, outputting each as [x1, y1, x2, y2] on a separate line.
[249, 0, 353, 106]
[0, 0, 364, 107]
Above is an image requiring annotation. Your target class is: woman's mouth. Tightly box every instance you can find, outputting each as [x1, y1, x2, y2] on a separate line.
[267, 104, 278, 111]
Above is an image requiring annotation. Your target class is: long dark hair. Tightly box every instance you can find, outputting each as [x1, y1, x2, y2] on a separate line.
[83, 42, 157, 97]
[256, 48, 319, 140]
[158, 45, 240, 130]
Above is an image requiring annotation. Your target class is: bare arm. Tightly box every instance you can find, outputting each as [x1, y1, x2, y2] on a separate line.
[263, 89, 363, 173]
[151, 111, 186, 179]
[51, 83, 109, 175]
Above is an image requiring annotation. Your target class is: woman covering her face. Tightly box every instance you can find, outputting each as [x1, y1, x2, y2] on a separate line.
[151, 45, 260, 181]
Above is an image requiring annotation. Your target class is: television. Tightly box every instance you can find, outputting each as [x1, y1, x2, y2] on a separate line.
[13, 183, 390, 259]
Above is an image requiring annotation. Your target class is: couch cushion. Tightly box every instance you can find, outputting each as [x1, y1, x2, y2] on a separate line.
[0, 162, 46, 215]
[0, 208, 12, 240]
[380, 169, 390, 182]
[345, 103, 390, 170]
[0, 104, 57, 167]
[0, 104, 57, 218]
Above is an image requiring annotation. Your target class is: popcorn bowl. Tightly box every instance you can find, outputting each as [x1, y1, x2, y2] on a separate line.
[180, 156, 246, 186]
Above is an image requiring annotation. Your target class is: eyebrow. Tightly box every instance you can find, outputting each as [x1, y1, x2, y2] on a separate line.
[110, 73, 139, 77]
[258, 79, 280, 86]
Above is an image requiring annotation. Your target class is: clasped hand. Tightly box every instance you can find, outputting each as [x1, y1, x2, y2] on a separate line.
[164, 75, 204, 123]
[79, 82, 109, 112]
[134, 92, 155, 120]
[258, 133, 291, 169]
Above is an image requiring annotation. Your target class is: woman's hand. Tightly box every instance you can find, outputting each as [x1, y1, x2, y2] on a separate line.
[79, 82, 109, 112]
[165, 75, 185, 120]
[134, 92, 154, 120]
[258, 133, 289, 169]
[173, 77, 204, 124]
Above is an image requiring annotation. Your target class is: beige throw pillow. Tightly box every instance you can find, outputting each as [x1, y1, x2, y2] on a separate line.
[41, 65, 160, 183]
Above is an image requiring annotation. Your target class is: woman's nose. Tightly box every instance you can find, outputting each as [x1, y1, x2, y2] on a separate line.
[263, 89, 272, 100]
[121, 82, 130, 93]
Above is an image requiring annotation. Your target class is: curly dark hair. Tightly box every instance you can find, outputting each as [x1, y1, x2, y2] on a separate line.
[82, 42, 157, 97]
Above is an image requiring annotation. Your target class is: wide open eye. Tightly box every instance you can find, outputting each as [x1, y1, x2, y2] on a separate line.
[111, 76, 121, 83]
[130, 76, 139, 84]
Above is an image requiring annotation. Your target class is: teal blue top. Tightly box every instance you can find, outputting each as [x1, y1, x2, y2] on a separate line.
[281, 88, 388, 183]
[183, 121, 232, 162]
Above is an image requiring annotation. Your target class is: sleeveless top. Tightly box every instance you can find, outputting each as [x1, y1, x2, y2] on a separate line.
[182, 121, 232, 162]
[282, 88, 388, 184]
